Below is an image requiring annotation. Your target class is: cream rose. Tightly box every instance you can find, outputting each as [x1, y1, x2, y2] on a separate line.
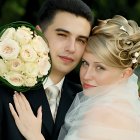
[6, 58, 24, 72]
[14, 26, 33, 45]
[20, 44, 37, 62]
[4, 71, 25, 86]
[0, 24, 51, 89]
[0, 27, 16, 41]
[24, 77, 37, 87]
[38, 56, 51, 76]
[0, 39, 20, 60]
[31, 35, 49, 56]
[0, 59, 8, 76]
[24, 62, 39, 77]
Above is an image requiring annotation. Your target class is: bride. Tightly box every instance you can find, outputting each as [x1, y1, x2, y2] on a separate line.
[9, 15, 140, 140]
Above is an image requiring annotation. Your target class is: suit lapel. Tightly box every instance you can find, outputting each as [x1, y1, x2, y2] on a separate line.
[53, 79, 77, 134]
[25, 85, 54, 135]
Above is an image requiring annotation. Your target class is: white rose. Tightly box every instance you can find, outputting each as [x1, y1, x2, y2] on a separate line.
[31, 35, 49, 56]
[0, 39, 20, 60]
[6, 58, 24, 72]
[0, 27, 16, 41]
[38, 56, 51, 76]
[24, 77, 37, 87]
[0, 59, 8, 76]
[4, 71, 25, 86]
[24, 62, 39, 77]
[14, 26, 33, 45]
[20, 44, 37, 62]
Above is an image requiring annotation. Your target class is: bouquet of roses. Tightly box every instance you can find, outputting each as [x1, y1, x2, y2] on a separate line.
[0, 21, 51, 92]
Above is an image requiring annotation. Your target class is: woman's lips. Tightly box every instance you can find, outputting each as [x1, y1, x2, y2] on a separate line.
[83, 83, 96, 89]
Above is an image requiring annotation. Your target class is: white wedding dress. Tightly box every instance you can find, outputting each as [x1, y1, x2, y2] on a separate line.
[58, 74, 140, 140]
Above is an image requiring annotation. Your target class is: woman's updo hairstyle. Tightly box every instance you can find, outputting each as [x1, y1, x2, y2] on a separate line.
[88, 15, 140, 69]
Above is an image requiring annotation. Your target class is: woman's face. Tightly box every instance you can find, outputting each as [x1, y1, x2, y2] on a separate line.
[80, 51, 124, 89]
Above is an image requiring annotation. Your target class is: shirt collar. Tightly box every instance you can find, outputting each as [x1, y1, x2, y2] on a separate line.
[43, 77, 65, 91]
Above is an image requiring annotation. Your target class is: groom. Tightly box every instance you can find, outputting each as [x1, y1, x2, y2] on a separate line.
[0, 0, 94, 140]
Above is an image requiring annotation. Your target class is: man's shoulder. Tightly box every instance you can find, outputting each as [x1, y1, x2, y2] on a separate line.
[0, 84, 45, 99]
[64, 77, 81, 85]
[0, 85, 13, 96]
[63, 77, 82, 92]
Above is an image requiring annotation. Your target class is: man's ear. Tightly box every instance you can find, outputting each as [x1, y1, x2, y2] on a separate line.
[121, 68, 133, 79]
[36, 25, 42, 31]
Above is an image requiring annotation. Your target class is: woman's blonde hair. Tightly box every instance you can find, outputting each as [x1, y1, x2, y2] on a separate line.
[87, 15, 140, 69]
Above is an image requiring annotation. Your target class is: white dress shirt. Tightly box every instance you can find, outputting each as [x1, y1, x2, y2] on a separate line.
[43, 77, 64, 92]
[43, 77, 65, 119]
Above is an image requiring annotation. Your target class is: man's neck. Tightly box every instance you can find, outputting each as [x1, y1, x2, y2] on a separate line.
[49, 71, 65, 84]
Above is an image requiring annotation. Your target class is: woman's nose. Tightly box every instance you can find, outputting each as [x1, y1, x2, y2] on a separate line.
[83, 67, 95, 80]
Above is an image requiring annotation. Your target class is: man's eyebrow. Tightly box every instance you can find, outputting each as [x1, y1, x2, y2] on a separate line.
[55, 28, 69, 33]
[55, 28, 89, 39]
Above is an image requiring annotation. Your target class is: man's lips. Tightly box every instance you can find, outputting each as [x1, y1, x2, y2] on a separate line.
[83, 83, 96, 89]
[59, 56, 74, 63]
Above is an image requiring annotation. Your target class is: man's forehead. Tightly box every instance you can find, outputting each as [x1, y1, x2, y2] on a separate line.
[52, 19, 90, 35]
[52, 11, 90, 27]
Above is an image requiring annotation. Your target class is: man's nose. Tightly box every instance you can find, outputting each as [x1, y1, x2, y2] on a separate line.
[64, 38, 76, 53]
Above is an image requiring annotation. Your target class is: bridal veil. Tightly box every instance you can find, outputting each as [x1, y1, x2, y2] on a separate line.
[58, 74, 140, 140]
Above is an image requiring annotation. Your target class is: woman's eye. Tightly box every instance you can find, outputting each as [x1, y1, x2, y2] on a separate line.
[81, 60, 88, 66]
[96, 66, 105, 71]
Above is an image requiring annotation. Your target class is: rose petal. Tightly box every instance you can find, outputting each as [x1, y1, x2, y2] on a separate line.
[0, 39, 20, 60]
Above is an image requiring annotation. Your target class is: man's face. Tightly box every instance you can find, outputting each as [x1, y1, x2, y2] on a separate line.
[44, 11, 91, 77]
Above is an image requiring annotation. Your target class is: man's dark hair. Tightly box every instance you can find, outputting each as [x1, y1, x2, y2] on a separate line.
[37, 0, 94, 31]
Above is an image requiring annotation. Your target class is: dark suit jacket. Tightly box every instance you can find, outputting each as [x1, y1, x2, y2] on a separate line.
[0, 77, 82, 140]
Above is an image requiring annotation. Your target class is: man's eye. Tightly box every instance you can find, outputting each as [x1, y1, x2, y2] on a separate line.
[78, 39, 87, 45]
[57, 33, 67, 37]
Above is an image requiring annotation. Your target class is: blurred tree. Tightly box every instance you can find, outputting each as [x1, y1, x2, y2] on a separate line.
[1, 0, 140, 26]
[86, 0, 140, 26]
[21, 0, 43, 25]
[0, 0, 28, 26]
[0, 0, 6, 17]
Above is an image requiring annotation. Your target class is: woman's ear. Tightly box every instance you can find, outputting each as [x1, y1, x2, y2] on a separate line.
[121, 68, 133, 79]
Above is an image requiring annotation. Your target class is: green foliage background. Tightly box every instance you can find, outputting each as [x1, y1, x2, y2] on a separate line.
[0, 0, 139, 91]
[1, 0, 140, 26]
